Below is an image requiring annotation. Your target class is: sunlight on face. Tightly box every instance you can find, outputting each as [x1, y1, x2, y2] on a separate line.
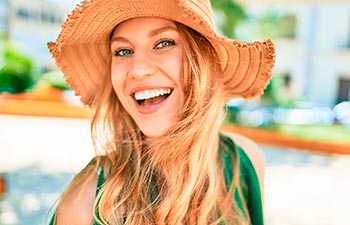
[110, 17, 185, 137]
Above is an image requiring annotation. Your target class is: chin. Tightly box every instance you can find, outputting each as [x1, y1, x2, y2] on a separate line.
[141, 127, 168, 138]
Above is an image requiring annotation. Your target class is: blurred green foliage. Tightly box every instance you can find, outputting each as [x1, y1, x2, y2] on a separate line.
[259, 11, 297, 39]
[211, 0, 247, 38]
[277, 124, 350, 144]
[212, 1, 297, 41]
[36, 70, 69, 90]
[247, 10, 297, 40]
[262, 74, 300, 108]
[0, 38, 36, 94]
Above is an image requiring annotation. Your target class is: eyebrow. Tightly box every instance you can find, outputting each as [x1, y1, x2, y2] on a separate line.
[148, 25, 178, 37]
[110, 25, 178, 44]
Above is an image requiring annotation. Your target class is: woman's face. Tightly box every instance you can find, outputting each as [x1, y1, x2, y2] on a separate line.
[110, 17, 185, 137]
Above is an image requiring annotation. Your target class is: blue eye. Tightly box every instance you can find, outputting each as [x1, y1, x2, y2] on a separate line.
[113, 49, 133, 57]
[155, 40, 175, 49]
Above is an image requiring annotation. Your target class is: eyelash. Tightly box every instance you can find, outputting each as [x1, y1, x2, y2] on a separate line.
[113, 48, 133, 57]
[112, 39, 176, 57]
[155, 39, 176, 49]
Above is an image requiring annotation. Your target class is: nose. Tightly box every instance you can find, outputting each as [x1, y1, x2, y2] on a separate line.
[128, 51, 156, 79]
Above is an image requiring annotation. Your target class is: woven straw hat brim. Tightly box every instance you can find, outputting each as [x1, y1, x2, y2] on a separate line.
[48, 0, 275, 106]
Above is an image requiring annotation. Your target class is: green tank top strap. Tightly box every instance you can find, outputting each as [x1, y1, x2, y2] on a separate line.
[219, 133, 264, 225]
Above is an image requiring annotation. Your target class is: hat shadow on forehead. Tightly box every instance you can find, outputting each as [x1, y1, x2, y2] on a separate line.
[48, 0, 275, 106]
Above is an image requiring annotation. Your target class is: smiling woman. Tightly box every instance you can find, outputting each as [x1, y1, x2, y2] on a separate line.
[110, 18, 184, 137]
[47, 1, 275, 225]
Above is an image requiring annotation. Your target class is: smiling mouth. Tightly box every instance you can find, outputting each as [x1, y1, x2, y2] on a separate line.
[134, 88, 173, 106]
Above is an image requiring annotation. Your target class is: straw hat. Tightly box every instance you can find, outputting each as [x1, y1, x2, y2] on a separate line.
[48, 0, 275, 106]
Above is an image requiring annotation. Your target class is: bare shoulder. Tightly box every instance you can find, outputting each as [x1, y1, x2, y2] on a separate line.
[221, 132, 265, 190]
[55, 163, 99, 225]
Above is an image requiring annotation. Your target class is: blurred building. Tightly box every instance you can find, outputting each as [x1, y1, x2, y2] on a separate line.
[0, 0, 6, 34]
[0, 0, 76, 68]
[239, 1, 350, 105]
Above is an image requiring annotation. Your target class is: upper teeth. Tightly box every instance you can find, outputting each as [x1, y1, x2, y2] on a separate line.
[134, 88, 172, 100]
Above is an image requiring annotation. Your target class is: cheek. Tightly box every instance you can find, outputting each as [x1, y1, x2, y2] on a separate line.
[158, 51, 183, 84]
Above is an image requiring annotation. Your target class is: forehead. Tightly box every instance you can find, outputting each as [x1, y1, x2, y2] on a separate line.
[112, 17, 177, 36]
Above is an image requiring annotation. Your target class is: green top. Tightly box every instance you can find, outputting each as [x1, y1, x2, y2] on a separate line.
[49, 134, 264, 225]
[219, 134, 264, 225]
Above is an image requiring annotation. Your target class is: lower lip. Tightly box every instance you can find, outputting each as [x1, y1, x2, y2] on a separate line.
[134, 95, 169, 114]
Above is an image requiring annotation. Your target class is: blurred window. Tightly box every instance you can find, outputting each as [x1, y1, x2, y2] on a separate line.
[16, 7, 33, 20]
[337, 77, 350, 103]
[282, 72, 292, 90]
[15, 6, 62, 25]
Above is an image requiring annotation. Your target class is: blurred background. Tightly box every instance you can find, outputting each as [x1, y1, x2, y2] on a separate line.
[0, 0, 350, 224]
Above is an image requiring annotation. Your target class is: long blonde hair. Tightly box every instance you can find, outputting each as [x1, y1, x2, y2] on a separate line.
[60, 22, 248, 225]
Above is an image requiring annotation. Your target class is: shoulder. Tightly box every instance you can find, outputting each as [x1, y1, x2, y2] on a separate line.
[220, 132, 265, 224]
[220, 132, 265, 193]
[54, 157, 100, 225]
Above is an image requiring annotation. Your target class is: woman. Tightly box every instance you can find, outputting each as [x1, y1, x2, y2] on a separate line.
[48, 0, 275, 224]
